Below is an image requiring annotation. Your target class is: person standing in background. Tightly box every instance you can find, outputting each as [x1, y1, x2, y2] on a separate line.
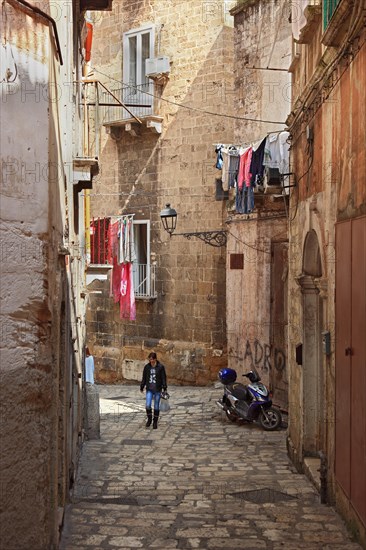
[85, 347, 95, 384]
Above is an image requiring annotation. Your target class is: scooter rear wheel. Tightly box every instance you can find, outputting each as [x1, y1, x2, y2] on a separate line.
[225, 408, 238, 422]
[259, 407, 281, 431]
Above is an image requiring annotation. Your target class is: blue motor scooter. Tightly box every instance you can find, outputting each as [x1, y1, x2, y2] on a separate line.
[216, 367, 282, 431]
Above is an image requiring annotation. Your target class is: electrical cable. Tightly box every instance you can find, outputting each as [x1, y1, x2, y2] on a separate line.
[288, 136, 314, 223]
[90, 65, 287, 126]
[227, 226, 285, 255]
[266, 0, 287, 70]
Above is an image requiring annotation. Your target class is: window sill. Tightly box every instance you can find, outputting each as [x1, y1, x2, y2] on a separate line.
[87, 263, 112, 270]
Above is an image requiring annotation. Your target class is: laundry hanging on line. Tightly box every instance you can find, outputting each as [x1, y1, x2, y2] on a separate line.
[107, 215, 136, 321]
[214, 131, 290, 214]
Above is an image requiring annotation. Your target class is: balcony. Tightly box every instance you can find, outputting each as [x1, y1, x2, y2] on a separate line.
[73, 80, 101, 191]
[102, 82, 163, 135]
[293, 1, 322, 44]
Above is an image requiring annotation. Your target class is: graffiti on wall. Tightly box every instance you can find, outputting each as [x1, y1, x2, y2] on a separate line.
[243, 339, 286, 373]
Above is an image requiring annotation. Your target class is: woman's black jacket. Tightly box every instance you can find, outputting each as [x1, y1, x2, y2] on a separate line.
[140, 361, 167, 392]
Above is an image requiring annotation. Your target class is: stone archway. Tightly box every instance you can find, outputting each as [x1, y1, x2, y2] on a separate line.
[299, 230, 323, 456]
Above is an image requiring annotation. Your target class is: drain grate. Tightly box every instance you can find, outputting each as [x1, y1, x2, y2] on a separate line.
[176, 401, 201, 407]
[122, 439, 153, 446]
[229, 488, 297, 504]
[78, 496, 139, 505]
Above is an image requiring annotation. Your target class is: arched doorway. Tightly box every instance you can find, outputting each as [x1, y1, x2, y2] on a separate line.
[299, 230, 323, 456]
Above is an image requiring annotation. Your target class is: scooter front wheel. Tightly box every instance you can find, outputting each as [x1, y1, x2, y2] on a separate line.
[259, 407, 282, 431]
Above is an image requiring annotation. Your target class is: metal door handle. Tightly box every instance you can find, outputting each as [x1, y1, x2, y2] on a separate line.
[345, 347, 353, 356]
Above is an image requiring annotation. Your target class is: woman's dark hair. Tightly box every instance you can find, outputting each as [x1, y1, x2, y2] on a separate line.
[85, 347, 90, 356]
[148, 352, 157, 360]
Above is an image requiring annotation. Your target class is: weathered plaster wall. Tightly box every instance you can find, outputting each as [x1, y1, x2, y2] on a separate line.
[86, 0, 235, 384]
[226, 214, 288, 405]
[0, 3, 86, 548]
[225, 0, 291, 409]
[233, 0, 292, 139]
[0, 9, 57, 549]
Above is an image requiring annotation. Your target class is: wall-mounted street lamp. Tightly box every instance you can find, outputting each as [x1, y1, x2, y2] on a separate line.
[159, 204, 227, 247]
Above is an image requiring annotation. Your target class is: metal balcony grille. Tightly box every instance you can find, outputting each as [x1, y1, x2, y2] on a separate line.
[103, 82, 161, 124]
[323, 0, 341, 29]
[133, 263, 156, 299]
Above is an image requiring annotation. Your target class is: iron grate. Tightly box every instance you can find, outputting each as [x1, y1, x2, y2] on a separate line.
[77, 496, 139, 505]
[229, 488, 297, 504]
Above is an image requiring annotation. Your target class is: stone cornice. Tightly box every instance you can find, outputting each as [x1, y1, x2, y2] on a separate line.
[230, 0, 260, 16]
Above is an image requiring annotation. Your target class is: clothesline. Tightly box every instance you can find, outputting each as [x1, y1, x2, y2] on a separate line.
[107, 214, 135, 221]
[214, 131, 290, 215]
[213, 129, 286, 149]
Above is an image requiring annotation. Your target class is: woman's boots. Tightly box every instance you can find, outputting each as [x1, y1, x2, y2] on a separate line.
[145, 408, 159, 429]
[153, 409, 159, 429]
[145, 408, 152, 428]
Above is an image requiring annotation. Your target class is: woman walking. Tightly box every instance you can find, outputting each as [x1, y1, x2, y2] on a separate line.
[140, 352, 167, 429]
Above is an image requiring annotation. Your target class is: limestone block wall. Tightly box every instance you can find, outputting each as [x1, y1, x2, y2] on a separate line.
[86, 0, 235, 384]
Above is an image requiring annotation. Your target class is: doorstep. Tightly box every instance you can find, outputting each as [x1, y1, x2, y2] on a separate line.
[303, 456, 321, 492]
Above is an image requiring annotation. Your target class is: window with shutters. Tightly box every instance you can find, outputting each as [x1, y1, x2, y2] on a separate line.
[122, 25, 155, 118]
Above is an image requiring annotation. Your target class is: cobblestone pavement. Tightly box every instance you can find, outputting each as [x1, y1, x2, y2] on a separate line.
[60, 385, 362, 550]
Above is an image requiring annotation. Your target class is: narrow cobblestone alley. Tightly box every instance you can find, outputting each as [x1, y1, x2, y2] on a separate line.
[60, 386, 362, 550]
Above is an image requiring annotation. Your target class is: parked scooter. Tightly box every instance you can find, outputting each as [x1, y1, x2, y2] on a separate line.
[216, 367, 282, 431]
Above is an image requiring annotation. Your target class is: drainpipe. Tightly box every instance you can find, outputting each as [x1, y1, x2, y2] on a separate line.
[319, 450, 327, 504]
[5, 0, 63, 65]
[83, 12, 93, 262]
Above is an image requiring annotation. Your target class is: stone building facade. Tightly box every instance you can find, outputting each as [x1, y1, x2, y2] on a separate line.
[86, 0, 235, 385]
[0, 1, 104, 547]
[225, 0, 292, 410]
[286, 0, 366, 544]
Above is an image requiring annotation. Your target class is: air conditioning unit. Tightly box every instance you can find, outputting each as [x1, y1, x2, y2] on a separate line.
[146, 56, 170, 77]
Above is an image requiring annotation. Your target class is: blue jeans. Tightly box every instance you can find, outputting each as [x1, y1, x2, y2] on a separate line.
[236, 186, 255, 214]
[146, 390, 161, 410]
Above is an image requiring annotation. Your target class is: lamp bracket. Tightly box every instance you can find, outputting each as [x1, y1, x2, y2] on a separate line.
[174, 230, 227, 247]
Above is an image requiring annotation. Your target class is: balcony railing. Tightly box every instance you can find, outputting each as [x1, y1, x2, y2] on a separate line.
[133, 263, 156, 299]
[323, 0, 341, 29]
[102, 82, 162, 125]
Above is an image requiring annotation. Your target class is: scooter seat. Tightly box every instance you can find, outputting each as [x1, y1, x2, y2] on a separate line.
[227, 382, 249, 401]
